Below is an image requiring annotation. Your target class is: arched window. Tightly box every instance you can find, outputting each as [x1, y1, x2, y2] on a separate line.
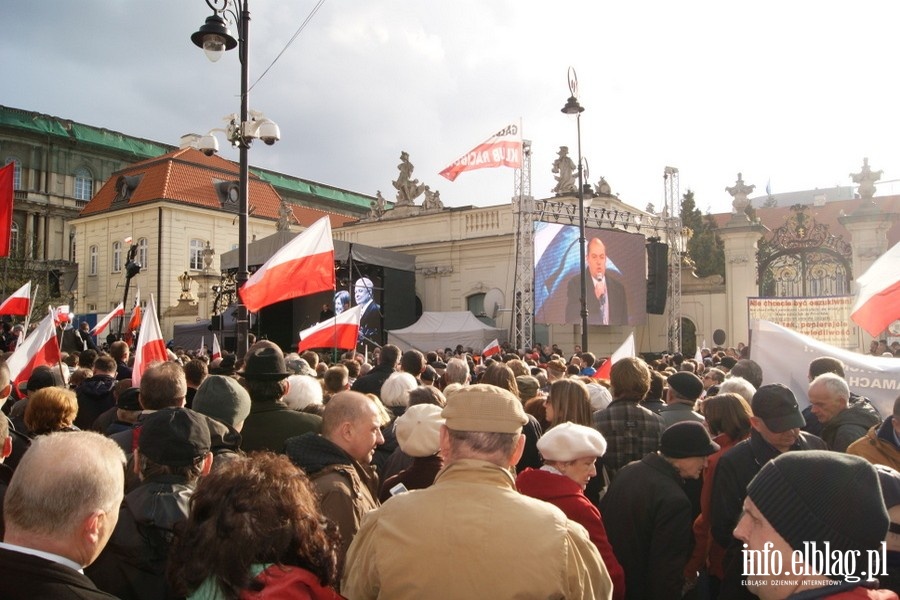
[189, 239, 205, 270]
[9, 222, 18, 256]
[137, 237, 149, 270]
[4, 158, 21, 190]
[112, 241, 122, 272]
[89, 245, 98, 276]
[74, 167, 93, 201]
[467, 292, 495, 326]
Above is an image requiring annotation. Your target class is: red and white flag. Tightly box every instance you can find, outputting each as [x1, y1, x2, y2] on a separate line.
[198, 336, 206, 357]
[439, 123, 523, 182]
[239, 216, 335, 313]
[132, 294, 168, 387]
[594, 333, 636, 380]
[482, 338, 501, 358]
[0, 163, 14, 257]
[851, 241, 900, 337]
[91, 302, 125, 335]
[0, 281, 31, 316]
[299, 305, 362, 352]
[52, 304, 72, 326]
[211, 333, 222, 361]
[6, 311, 61, 389]
[127, 303, 142, 333]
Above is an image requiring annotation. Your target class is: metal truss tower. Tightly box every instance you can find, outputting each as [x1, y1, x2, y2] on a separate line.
[513, 140, 534, 350]
[664, 166, 682, 354]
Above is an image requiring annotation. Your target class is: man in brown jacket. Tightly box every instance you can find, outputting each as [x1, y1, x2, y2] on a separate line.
[285, 391, 383, 573]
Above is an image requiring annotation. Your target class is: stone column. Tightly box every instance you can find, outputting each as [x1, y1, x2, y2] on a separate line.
[718, 174, 768, 346]
[840, 159, 899, 346]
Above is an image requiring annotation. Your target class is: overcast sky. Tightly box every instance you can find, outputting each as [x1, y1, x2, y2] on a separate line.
[6, 1, 900, 215]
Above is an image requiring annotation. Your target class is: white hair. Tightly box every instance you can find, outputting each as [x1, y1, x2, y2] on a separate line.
[282, 375, 323, 410]
[718, 376, 756, 404]
[380, 372, 418, 408]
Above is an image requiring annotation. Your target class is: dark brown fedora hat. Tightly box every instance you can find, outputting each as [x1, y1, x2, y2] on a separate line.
[237, 342, 290, 381]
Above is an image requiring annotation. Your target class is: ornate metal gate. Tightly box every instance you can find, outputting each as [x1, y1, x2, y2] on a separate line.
[757, 205, 852, 297]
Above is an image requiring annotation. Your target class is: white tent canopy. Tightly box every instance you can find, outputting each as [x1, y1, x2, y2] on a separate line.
[387, 312, 506, 353]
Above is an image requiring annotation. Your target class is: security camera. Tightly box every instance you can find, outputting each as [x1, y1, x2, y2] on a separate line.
[198, 134, 219, 156]
[257, 119, 280, 146]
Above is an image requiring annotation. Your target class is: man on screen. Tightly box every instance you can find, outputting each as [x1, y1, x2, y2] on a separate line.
[566, 237, 628, 325]
[355, 277, 381, 345]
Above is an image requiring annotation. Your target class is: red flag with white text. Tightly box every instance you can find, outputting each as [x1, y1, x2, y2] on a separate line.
[482, 338, 501, 358]
[239, 216, 335, 313]
[439, 123, 523, 182]
[594, 333, 636, 380]
[91, 302, 125, 335]
[0, 163, 14, 257]
[132, 295, 168, 386]
[6, 311, 61, 389]
[0, 281, 31, 316]
[299, 305, 361, 352]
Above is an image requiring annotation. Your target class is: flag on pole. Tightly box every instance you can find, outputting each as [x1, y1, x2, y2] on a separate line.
[298, 305, 362, 352]
[0, 281, 31, 316]
[91, 302, 125, 335]
[6, 311, 61, 389]
[0, 163, 14, 257]
[851, 242, 900, 337]
[694, 340, 706, 364]
[594, 333, 636, 380]
[127, 303, 142, 333]
[53, 305, 72, 326]
[239, 216, 335, 313]
[198, 336, 206, 357]
[482, 338, 501, 358]
[132, 294, 168, 387]
[211, 333, 222, 361]
[439, 123, 523, 182]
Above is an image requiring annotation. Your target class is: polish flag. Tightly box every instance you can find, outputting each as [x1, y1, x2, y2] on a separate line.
[53, 305, 72, 326]
[127, 303, 142, 333]
[439, 123, 523, 182]
[211, 333, 222, 361]
[91, 302, 125, 335]
[482, 338, 501, 358]
[298, 305, 361, 352]
[132, 294, 168, 387]
[6, 311, 61, 389]
[239, 216, 335, 313]
[851, 241, 900, 337]
[198, 336, 206, 357]
[0, 281, 31, 316]
[594, 333, 636, 380]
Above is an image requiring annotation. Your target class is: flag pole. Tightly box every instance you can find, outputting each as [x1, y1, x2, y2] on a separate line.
[23, 282, 38, 336]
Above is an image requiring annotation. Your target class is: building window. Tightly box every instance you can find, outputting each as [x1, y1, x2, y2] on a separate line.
[74, 167, 93, 201]
[112, 241, 122, 272]
[138, 237, 149, 270]
[89, 245, 98, 276]
[4, 158, 21, 190]
[189, 239, 205, 270]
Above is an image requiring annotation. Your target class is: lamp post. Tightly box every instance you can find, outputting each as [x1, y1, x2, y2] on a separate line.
[192, 0, 279, 360]
[561, 67, 588, 352]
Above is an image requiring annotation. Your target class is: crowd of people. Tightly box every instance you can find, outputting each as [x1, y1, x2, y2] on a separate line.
[0, 333, 899, 599]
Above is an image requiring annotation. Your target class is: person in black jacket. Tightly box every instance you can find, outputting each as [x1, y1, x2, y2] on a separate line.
[86, 408, 212, 600]
[601, 421, 719, 599]
[74, 354, 118, 431]
[351, 344, 400, 397]
[0, 431, 126, 600]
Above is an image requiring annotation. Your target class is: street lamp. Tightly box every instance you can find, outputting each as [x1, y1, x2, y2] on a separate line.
[561, 66, 588, 352]
[191, 0, 279, 359]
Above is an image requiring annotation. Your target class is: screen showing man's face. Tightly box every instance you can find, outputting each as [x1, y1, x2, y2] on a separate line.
[354, 281, 372, 305]
[587, 239, 607, 279]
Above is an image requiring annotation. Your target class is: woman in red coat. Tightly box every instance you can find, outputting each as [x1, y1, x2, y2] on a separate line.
[517, 422, 626, 600]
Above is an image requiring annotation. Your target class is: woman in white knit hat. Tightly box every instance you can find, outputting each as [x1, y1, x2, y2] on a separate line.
[516, 422, 626, 600]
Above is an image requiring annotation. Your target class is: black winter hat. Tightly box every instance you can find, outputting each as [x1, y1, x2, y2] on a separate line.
[138, 408, 211, 467]
[237, 342, 290, 381]
[747, 451, 888, 555]
[667, 372, 704, 401]
[660, 421, 720, 458]
[752, 384, 805, 433]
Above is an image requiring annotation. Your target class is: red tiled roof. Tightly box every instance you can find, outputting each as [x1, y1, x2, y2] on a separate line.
[712, 196, 900, 246]
[80, 147, 354, 228]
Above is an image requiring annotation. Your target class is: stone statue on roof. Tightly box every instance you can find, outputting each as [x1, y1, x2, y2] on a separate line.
[726, 172, 755, 215]
[392, 151, 427, 206]
[422, 186, 444, 210]
[369, 191, 387, 219]
[276, 200, 297, 231]
[552, 146, 577, 195]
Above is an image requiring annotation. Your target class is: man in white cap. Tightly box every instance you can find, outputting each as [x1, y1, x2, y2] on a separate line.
[343, 384, 612, 599]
